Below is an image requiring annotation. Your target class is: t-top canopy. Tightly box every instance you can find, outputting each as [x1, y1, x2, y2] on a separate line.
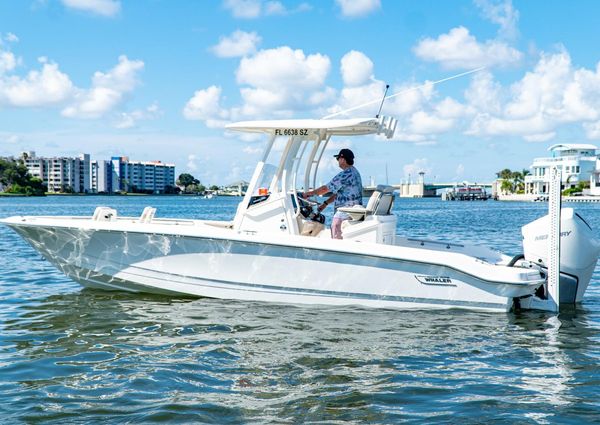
[226, 116, 397, 139]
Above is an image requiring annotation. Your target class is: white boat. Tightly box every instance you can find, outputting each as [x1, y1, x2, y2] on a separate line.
[2, 116, 599, 312]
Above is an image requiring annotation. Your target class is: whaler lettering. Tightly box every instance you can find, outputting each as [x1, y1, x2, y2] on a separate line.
[414, 275, 455, 286]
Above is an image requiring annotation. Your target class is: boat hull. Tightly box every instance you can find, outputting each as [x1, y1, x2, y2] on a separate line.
[4, 220, 544, 312]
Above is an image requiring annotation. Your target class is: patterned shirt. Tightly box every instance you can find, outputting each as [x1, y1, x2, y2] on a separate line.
[326, 166, 363, 209]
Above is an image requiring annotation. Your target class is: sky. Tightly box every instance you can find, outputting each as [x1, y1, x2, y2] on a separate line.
[0, 0, 599, 186]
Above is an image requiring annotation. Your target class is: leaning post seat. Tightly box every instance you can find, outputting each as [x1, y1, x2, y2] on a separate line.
[337, 185, 395, 221]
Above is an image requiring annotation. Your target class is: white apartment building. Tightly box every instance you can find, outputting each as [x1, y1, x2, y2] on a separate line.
[90, 160, 112, 193]
[17, 152, 175, 194]
[21, 151, 91, 193]
[524, 144, 598, 195]
[110, 156, 176, 193]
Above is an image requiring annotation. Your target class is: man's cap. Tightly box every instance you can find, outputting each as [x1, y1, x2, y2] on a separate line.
[334, 148, 354, 161]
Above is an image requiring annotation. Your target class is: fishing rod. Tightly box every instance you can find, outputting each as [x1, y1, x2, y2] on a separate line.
[322, 66, 486, 120]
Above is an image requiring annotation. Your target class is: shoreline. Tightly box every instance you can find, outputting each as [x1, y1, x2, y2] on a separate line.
[497, 193, 600, 202]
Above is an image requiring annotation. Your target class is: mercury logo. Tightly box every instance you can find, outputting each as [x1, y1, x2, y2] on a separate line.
[415, 275, 455, 286]
[534, 230, 572, 241]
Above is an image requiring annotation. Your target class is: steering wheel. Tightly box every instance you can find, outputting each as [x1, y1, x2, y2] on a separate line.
[301, 197, 319, 206]
[296, 193, 319, 218]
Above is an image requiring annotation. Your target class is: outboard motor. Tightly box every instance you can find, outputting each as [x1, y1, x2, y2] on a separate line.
[522, 208, 600, 303]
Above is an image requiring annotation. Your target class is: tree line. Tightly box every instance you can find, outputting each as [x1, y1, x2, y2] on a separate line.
[497, 167, 589, 195]
[176, 173, 219, 194]
[0, 158, 46, 196]
[496, 168, 530, 194]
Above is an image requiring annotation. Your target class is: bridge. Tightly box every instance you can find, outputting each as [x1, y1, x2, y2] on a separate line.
[363, 182, 494, 197]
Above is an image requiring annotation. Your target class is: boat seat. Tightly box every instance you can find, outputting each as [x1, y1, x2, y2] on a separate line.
[139, 206, 156, 223]
[337, 185, 395, 221]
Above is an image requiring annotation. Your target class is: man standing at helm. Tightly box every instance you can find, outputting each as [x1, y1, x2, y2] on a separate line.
[302, 148, 363, 239]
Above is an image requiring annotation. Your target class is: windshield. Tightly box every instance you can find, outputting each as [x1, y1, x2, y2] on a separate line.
[254, 163, 277, 195]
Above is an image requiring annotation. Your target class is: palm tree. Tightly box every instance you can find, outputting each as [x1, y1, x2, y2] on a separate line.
[496, 168, 513, 180]
[511, 171, 524, 193]
[500, 179, 513, 194]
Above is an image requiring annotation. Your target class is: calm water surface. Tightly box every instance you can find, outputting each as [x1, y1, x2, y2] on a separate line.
[1, 196, 600, 423]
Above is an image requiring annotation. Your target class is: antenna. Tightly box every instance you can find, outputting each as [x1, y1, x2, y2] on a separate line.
[323, 67, 486, 120]
[376, 84, 390, 118]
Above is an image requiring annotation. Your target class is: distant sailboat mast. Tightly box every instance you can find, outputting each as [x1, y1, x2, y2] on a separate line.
[385, 163, 389, 185]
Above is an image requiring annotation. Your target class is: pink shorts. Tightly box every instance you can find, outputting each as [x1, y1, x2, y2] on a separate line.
[331, 215, 349, 239]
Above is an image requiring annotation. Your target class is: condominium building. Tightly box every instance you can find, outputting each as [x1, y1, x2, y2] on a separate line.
[90, 160, 112, 193]
[21, 151, 91, 193]
[524, 144, 598, 195]
[109, 156, 176, 194]
[16, 152, 175, 194]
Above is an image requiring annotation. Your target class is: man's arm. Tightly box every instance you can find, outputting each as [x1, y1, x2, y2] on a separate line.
[303, 185, 329, 198]
[317, 194, 336, 212]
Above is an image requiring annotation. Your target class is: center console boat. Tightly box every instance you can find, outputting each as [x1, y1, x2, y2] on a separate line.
[2, 116, 599, 312]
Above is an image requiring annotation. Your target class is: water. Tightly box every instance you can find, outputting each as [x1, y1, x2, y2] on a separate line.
[2, 196, 600, 423]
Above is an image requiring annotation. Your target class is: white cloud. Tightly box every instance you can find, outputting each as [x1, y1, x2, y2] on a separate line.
[386, 81, 434, 116]
[474, 0, 519, 40]
[225, 164, 245, 184]
[235, 46, 331, 116]
[191, 41, 598, 149]
[223, 0, 261, 18]
[114, 102, 162, 129]
[332, 81, 385, 117]
[264, 1, 285, 15]
[0, 50, 17, 74]
[467, 112, 553, 137]
[307, 86, 336, 107]
[504, 52, 571, 119]
[61, 0, 121, 17]
[523, 132, 555, 142]
[329, 51, 459, 144]
[584, 121, 600, 140]
[211, 30, 261, 58]
[232, 132, 264, 143]
[455, 164, 465, 178]
[187, 154, 198, 172]
[464, 70, 503, 114]
[403, 158, 432, 180]
[413, 26, 522, 69]
[2, 134, 21, 144]
[340, 50, 373, 87]
[335, 0, 381, 18]
[0, 57, 74, 107]
[392, 132, 427, 143]
[62, 55, 143, 119]
[243, 145, 262, 155]
[435, 97, 469, 119]
[223, 0, 311, 18]
[409, 111, 455, 134]
[183, 85, 230, 128]
[0, 48, 144, 117]
[466, 50, 600, 139]
[5, 33, 19, 43]
[237, 47, 329, 89]
[323, 50, 387, 118]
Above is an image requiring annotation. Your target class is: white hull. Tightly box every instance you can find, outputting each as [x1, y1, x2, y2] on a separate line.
[4, 118, 596, 314]
[2, 215, 544, 312]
